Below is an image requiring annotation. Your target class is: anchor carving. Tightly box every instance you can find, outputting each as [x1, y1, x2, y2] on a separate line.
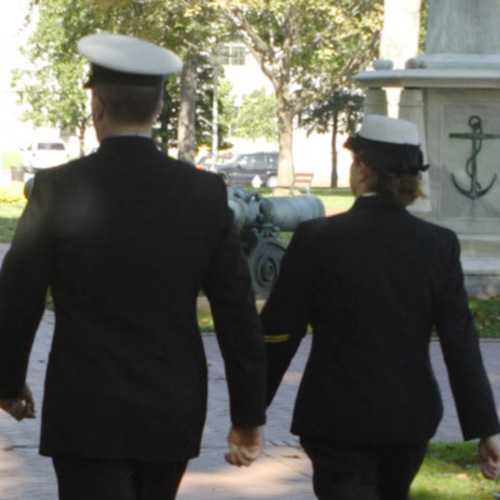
[449, 115, 499, 200]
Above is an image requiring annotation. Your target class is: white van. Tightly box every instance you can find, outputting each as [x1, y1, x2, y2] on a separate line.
[22, 140, 69, 173]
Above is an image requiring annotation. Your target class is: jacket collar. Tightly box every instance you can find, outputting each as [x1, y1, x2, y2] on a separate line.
[351, 194, 406, 211]
[98, 135, 158, 153]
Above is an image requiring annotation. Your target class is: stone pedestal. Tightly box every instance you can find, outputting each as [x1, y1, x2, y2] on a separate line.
[355, 69, 500, 296]
[363, 89, 389, 116]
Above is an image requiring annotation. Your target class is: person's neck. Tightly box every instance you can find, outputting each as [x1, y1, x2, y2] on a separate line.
[352, 184, 373, 198]
[99, 123, 152, 141]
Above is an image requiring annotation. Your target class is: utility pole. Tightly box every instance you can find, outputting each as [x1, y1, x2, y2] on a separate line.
[211, 64, 219, 173]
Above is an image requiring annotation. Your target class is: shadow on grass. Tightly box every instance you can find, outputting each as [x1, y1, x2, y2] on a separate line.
[310, 187, 353, 197]
[0, 218, 20, 243]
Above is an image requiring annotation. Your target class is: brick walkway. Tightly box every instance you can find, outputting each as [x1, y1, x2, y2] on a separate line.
[0, 243, 499, 499]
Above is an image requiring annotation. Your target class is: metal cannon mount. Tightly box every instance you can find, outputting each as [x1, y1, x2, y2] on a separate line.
[228, 187, 325, 298]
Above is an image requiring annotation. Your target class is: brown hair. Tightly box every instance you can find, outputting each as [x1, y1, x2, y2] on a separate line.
[93, 83, 163, 125]
[354, 147, 423, 206]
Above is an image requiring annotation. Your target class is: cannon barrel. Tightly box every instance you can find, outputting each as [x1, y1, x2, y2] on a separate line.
[227, 187, 325, 231]
[258, 195, 325, 231]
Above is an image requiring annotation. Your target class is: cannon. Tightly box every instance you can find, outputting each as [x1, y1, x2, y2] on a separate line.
[228, 187, 325, 298]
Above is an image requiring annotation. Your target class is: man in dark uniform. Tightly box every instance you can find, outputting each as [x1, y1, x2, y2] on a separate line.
[0, 34, 265, 500]
[261, 115, 500, 500]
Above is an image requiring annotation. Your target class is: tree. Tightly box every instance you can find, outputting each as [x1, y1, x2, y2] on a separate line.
[199, 77, 237, 149]
[213, 0, 383, 186]
[235, 87, 277, 142]
[301, 91, 364, 187]
[14, 0, 225, 158]
[83, 0, 224, 162]
[12, 0, 103, 154]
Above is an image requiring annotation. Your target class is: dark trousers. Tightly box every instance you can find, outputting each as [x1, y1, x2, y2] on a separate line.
[301, 436, 428, 500]
[52, 456, 188, 500]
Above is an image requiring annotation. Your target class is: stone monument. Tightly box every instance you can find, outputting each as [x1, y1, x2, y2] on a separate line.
[355, 0, 500, 296]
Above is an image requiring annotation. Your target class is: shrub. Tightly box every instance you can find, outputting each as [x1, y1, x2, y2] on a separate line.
[0, 182, 26, 204]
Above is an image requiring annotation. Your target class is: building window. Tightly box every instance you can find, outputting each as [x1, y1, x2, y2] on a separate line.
[220, 44, 246, 66]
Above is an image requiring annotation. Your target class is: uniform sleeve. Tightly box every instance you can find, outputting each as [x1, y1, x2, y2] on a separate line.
[260, 223, 315, 406]
[202, 180, 266, 428]
[436, 233, 500, 440]
[0, 176, 54, 398]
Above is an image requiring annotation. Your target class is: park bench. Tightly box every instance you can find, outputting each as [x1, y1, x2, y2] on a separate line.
[282, 172, 314, 196]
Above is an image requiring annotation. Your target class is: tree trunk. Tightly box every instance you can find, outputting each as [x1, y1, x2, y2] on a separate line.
[330, 114, 338, 188]
[79, 121, 86, 157]
[177, 54, 197, 163]
[276, 98, 294, 187]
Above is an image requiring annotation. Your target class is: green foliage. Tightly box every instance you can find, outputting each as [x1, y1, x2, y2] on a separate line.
[419, 0, 429, 54]
[0, 184, 26, 204]
[469, 297, 500, 338]
[192, 65, 238, 150]
[13, 0, 111, 152]
[301, 91, 364, 136]
[235, 87, 277, 141]
[16, 0, 225, 155]
[216, 79, 238, 147]
[218, 0, 383, 104]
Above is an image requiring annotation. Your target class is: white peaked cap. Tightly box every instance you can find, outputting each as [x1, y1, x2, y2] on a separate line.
[358, 115, 420, 146]
[78, 33, 182, 85]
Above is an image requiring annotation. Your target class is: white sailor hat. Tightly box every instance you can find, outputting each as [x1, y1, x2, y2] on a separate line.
[344, 115, 428, 175]
[356, 115, 419, 145]
[78, 33, 183, 88]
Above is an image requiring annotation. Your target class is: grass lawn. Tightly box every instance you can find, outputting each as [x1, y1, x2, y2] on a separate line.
[250, 186, 355, 214]
[1, 152, 22, 170]
[411, 442, 500, 499]
[311, 187, 355, 214]
[0, 202, 25, 243]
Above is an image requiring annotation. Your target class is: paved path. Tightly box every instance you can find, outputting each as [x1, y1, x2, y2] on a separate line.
[0, 243, 499, 499]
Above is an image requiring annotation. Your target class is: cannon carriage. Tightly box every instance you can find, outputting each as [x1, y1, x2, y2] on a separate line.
[227, 187, 325, 298]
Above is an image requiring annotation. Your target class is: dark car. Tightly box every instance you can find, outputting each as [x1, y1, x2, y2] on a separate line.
[216, 152, 278, 187]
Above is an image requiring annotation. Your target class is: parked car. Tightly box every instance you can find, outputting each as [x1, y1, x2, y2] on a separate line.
[195, 150, 235, 171]
[21, 140, 69, 173]
[216, 151, 279, 187]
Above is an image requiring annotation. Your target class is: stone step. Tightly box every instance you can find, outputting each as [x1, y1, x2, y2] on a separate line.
[459, 235, 500, 258]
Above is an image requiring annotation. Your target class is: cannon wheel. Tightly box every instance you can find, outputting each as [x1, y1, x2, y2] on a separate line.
[247, 239, 286, 299]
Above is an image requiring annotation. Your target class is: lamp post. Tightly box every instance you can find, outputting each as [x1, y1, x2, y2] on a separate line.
[209, 47, 223, 173]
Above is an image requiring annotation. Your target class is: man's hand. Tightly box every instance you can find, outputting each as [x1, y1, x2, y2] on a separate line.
[478, 434, 500, 479]
[225, 426, 264, 467]
[0, 384, 36, 421]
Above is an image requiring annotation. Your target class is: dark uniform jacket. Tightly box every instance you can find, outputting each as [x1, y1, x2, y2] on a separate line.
[262, 195, 500, 445]
[0, 136, 266, 461]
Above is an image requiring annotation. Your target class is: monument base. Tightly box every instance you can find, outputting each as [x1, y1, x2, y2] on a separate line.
[461, 236, 500, 297]
[463, 258, 500, 298]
